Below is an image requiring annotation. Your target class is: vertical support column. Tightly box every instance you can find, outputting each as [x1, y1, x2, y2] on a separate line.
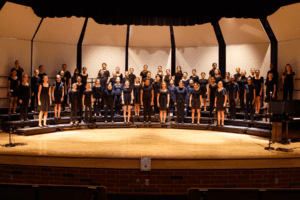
[77, 17, 89, 73]
[31, 18, 44, 77]
[125, 24, 130, 71]
[260, 18, 278, 71]
[212, 21, 226, 78]
[170, 25, 176, 76]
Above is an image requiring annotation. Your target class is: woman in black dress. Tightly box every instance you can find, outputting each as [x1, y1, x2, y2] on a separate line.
[265, 72, 276, 114]
[52, 75, 64, 119]
[208, 77, 218, 117]
[113, 77, 123, 116]
[122, 80, 133, 123]
[282, 64, 295, 100]
[59, 70, 68, 111]
[199, 72, 208, 111]
[173, 66, 183, 87]
[80, 67, 88, 89]
[190, 69, 199, 84]
[82, 84, 93, 123]
[69, 83, 78, 125]
[92, 79, 102, 117]
[157, 81, 169, 124]
[38, 75, 51, 127]
[132, 77, 142, 116]
[115, 66, 123, 83]
[215, 81, 227, 126]
[30, 69, 40, 112]
[8, 69, 20, 114]
[189, 82, 202, 125]
[254, 70, 264, 114]
[141, 79, 154, 124]
[244, 78, 256, 121]
[189, 82, 202, 124]
[163, 69, 172, 86]
[19, 74, 30, 121]
[76, 76, 84, 121]
[122, 71, 130, 85]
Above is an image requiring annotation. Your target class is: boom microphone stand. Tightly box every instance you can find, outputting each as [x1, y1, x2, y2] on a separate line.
[265, 91, 274, 150]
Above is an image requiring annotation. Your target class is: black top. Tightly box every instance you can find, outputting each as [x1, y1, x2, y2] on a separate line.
[182, 79, 189, 88]
[283, 72, 295, 87]
[245, 84, 255, 99]
[129, 74, 136, 86]
[164, 75, 171, 86]
[38, 73, 47, 84]
[31, 76, 40, 94]
[113, 83, 123, 95]
[122, 86, 132, 98]
[214, 75, 223, 85]
[228, 82, 239, 100]
[199, 79, 209, 92]
[143, 77, 154, 85]
[109, 77, 116, 86]
[174, 87, 188, 103]
[19, 83, 30, 100]
[103, 70, 110, 79]
[209, 84, 218, 97]
[11, 67, 24, 81]
[174, 72, 183, 86]
[8, 76, 19, 92]
[209, 69, 221, 78]
[92, 85, 102, 99]
[71, 75, 79, 84]
[159, 89, 169, 101]
[76, 83, 85, 98]
[157, 72, 163, 82]
[191, 88, 202, 100]
[122, 77, 130, 85]
[59, 70, 71, 87]
[152, 82, 162, 97]
[223, 79, 230, 91]
[168, 86, 176, 100]
[69, 89, 78, 103]
[140, 70, 149, 80]
[80, 73, 88, 86]
[142, 85, 153, 99]
[53, 81, 64, 92]
[115, 73, 123, 83]
[83, 90, 93, 105]
[190, 75, 199, 83]
[253, 76, 264, 95]
[103, 89, 116, 106]
[265, 79, 275, 95]
[234, 73, 241, 82]
[238, 76, 248, 92]
[132, 84, 142, 96]
[98, 76, 108, 90]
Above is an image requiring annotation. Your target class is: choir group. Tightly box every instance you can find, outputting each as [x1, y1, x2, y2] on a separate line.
[7, 60, 296, 127]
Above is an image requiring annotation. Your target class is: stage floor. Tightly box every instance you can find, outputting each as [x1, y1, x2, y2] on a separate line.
[0, 128, 300, 169]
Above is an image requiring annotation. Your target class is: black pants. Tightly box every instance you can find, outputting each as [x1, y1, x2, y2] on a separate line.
[245, 96, 254, 121]
[154, 97, 159, 114]
[61, 94, 68, 111]
[168, 99, 175, 115]
[104, 105, 114, 121]
[177, 102, 185, 123]
[85, 103, 93, 122]
[239, 89, 245, 112]
[70, 100, 78, 123]
[185, 99, 190, 117]
[77, 98, 83, 118]
[94, 97, 101, 115]
[30, 93, 38, 112]
[209, 95, 215, 117]
[283, 86, 293, 100]
[20, 99, 29, 121]
[143, 98, 152, 122]
[229, 99, 236, 119]
[115, 95, 122, 115]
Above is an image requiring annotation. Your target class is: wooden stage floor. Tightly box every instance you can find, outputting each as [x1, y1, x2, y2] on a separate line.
[0, 128, 300, 170]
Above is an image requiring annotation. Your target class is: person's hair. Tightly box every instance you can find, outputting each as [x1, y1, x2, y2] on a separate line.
[218, 81, 223, 85]
[22, 74, 28, 78]
[166, 69, 170, 72]
[135, 77, 140, 83]
[108, 83, 112, 88]
[192, 69, 196, 72]
[211, 77, 215, 80]
[143, 65, 148, 69]
[201, 72, 206, 75]
[82, 66, 87, 70]
[284, 64, 294, 80]
[130, 68, 134, 71]
[34, 69, 39, 73]
[176, 66, 182, 73]
[56, 74, 61, 79]
[77, 76, 81, 80]
[161, 81, 167, 89]
[102, 63, 107, 66]
[72, 83, 77, 87]
[86, 83, 91, 88]
[147, 71, 151, 75]
[241, 70, 246, 75]
[15, 60, 19, 64]
[39, 65, 43, 69]
[73, 68, 79, 76]
[155, 74, 160, 79]
[42, 75, 48, 83]
[62, 64, 67, 67]
[183, 72, 188, 75]
[158, 66, 162, 69]
[255, 69, 260, 73]
[60, 71, 64, 76]
[11, 68, 17, 73]
[212, 63, 217, 66]
[226, 72, 230, 76]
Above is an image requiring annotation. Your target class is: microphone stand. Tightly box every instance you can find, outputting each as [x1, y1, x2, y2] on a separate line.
[265, 91, 274, 150]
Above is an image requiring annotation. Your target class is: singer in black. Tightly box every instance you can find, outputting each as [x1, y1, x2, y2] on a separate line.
[52, 75, 64, 119]
[244, 78, 256, 122]
[140, 65, 149, 84]
[208, 77, 218, 117]
[37, 75, 51, 127]
[132, 77, 142, 116]
[168, 80, 176, 117]
[38, 65, 46, 84]
[174, 80, 188, 123]
[82, 84, 93, 123]
[265, 72, 276, 115]
[237, 70, 248, 112]
[189, 82, 202, 124]
[173, 66, 183, 87]
[199, 72, 208, 111]
[163, 69, 172, 86]
[227, 76, 239, 119]
[215, 81, 227, 126]
[69, 83, 79, 125]
[254, 70, 264, 114]
[76, 76, 84, 121]
[282, 64, 295, 100]
[157, 81, 169, 124]
[190, 69, 199, 84]
[72, 69, 80, 85]
[113, 77, 123, 116]
[152, 75, 162, 115]
[141, 79, 154, 124]
[8, 69, 20, 114]
[104, 83, 116, 123]
[185, 79, 194, 117]
[92, 79, 102, 116]
[19, 75, 30, 121]
[80, 67, 88, 89]
[30, 69, 40, 112]
[129, 68, 136, 87]
[122, 80, 133, 123]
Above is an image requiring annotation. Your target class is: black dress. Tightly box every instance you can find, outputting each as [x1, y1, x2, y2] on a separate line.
[190, 75, 199, 84]
[38, 83, 50, 112]
[174, 72, 183, 86]
[53, 81, 64, 104]
[122, 86, 132, 106]
[132, 84, 142, 104]
[254, 77, 264, 96]
[283, 72, 295, 100]
[199, 79, 208, 98]
[215, 88, 227, 111]
[164, 75, 171, 86]
[191, 89, 202, 110]
[159, 89, 169, 111]
[265, 80, 275, 102]
[8, 76, 19, 97]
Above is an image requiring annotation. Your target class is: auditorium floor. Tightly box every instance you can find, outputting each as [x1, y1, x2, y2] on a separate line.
[0, 128, 300, 169]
